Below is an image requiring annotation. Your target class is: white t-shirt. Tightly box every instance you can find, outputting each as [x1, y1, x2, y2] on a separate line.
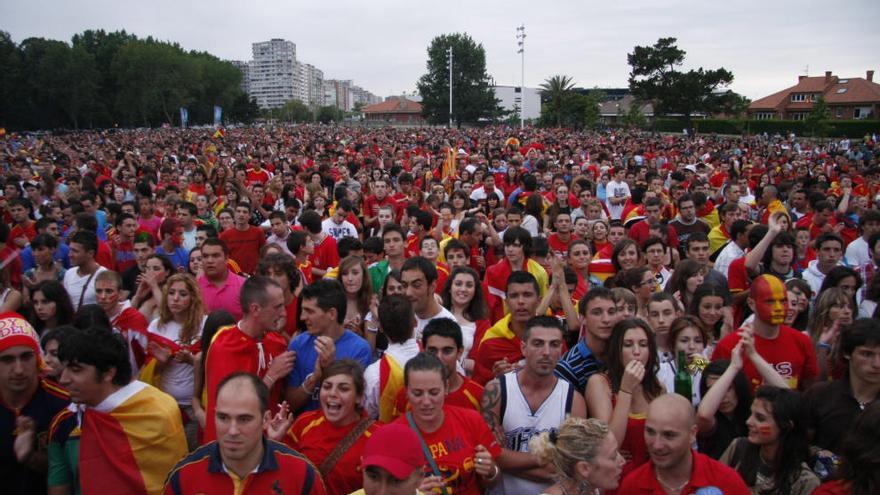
[469, 186, 504, 203]
[63, 266, 108, 310]
[605, 180, 630, 220]
[845, 236, 870, 269]
[321, 218, 358, 241]
[147, 315, 206, 405]
[414, 305, 457, 343]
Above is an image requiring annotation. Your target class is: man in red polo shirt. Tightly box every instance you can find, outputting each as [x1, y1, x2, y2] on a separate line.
[7, 198, 36, 249]
[218, 202, 265, 275]
[618, 394, 750, 494]
[546, 211, 574, 257]
[363, 178, 395, 231]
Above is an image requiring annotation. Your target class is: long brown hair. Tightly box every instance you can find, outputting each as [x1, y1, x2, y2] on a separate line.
[605, 317, 663, 399]
[339, 255, 372, 314]
[159, 273, 205, 345]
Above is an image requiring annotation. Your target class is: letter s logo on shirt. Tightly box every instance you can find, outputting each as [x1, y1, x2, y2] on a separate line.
[774, 361, 793, 377]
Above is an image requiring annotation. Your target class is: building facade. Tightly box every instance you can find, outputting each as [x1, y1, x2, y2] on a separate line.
[493, 85, 541, 121]
[749, 70, 879, 121]
[363, 97, 425, 124]
[249, 39, 297, 109]
[230, 60, 250, 94]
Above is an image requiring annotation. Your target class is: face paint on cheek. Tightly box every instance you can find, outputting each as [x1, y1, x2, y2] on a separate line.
[751, 275, 788, 325]
[757, 425, 774, 437]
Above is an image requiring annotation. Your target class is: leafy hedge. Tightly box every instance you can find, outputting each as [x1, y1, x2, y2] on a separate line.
[650, 118, 880, 137]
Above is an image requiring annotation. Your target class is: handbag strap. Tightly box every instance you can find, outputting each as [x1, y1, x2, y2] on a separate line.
[317, 416, 374, 477]
[406, 411, 450, 495]
[78, 269, 99, 310]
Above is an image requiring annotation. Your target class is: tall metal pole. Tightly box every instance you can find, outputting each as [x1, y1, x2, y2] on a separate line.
[447, 47, 453, 128]
[516, 24, 526, 129]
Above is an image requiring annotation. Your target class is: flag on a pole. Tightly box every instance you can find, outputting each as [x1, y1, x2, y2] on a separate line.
[213, 128, 225, 139]
[179, 108, 188, 128]
[441, 145, 455, 181]
[213, 106, 222, 126]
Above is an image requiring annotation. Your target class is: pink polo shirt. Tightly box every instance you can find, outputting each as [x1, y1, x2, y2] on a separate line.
[198, 271, 245, 320]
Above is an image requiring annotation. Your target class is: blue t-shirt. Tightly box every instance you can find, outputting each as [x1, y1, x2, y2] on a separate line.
[554, 338, 602, 395]
[287, 330, 372, 412]
[21, 243, 70, 272]
[155, 246, 189, 271]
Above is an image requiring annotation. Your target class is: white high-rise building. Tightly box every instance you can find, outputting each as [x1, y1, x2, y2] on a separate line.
[249, 39, 296, 109]
[294, 62, 324, 107]
[230, 60, 250, 94]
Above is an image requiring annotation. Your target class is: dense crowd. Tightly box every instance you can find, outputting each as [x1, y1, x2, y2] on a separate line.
[1, 125, 879, 495]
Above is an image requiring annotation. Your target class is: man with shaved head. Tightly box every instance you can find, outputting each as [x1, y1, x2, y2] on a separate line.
[617, 394, 749, 494]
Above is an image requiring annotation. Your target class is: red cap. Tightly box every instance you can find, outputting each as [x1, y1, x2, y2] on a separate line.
[0, 312, 43, 368]
[361, 424, 425, 480]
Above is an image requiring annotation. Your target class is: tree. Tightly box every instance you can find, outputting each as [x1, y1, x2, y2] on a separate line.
[582, 89, 606, 130]
[805, 96, 831, 137]
[539, 75, 576, 127]
[417, 33, 504, 126]
[228, 92, 260, 124]
[628, 37, 733, 129]
[316, 105, 343, 124]
[620, 101, 647, 129]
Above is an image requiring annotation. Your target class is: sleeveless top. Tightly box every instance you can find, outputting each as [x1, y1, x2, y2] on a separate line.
[493, 371, 575, 495]
[604, 374, 649, 495]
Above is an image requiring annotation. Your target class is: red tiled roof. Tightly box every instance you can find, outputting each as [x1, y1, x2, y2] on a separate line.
[363, 98, 422, 114]
[750, 73, 880, 111]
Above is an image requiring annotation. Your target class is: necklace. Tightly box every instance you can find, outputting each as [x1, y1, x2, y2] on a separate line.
[656, 472, 689, 493]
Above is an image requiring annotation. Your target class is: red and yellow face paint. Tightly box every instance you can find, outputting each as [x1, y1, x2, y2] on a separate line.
[750, 275, 788, 326]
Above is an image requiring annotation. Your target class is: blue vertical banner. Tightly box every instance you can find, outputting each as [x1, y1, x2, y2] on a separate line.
[179, 107, 188, 128]
[213, 106, 222, 126]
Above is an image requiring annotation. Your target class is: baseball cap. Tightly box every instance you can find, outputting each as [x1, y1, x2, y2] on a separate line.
[361, 424, 425, 480]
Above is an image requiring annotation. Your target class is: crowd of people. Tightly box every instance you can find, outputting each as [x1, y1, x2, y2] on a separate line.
[1, 124, 879, 495]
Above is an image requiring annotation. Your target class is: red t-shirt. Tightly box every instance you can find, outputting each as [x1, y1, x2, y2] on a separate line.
[712, 325, 819, 392]
[811, 480, 851, 495]
[282, 298, 298, 339]
[363, 195, 395, 227]
[726, 256, 750, 326]
[203, 325, 287, 441]
[7, 222, 36, 248]
[112, 306, 150, 369]
[285, 410, 381, 495]
[547, 233, 572, 257]
[629, 219, 679, 249]
[246, 168, 271, 185]
[309, 235, 339, 277]
[392, 406, 501, 495]
[618, 450, 750, 495]
[96, 239, 115, 270]
[219, 226, 266, 275]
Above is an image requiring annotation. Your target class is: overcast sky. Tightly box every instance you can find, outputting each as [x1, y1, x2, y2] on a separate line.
[3, 0, 878, 100]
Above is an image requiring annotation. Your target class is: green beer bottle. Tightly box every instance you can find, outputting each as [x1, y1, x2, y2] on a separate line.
[674, 350, 692, 401]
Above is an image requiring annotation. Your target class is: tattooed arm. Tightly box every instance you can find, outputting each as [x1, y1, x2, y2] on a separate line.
[481, 378, 553, 481]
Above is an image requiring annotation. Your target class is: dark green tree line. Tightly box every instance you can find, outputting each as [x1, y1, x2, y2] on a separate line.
[0, 29, 257, 130]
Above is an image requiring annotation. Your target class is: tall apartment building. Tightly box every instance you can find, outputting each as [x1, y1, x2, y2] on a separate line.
[294, 62, 324, 107]
[230, 60, 250, 94]
[249, 39, 296, 109]
[324, 79, 352, 111]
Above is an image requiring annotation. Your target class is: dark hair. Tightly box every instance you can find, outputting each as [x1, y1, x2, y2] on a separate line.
[422, 318, 463, 349]
[664, 259, 705, 309]
[835, 403, 880, 495]
[523, 315, 564, 341]
[700, 359, 752, 427]
[642, 236, 666, 253]
[301, 279, 347, 324]
[298, 210, 322, 234]
[239, 275, 282, 315]
[74, 212, 98, 233]
[815, 232, 844, 251]
[363, 236, 384, 255]
[443, 239, 469, 260]
[611, 239, 640, 272]
[256, 253, 300, 293]
[688, 283, 731, 339]
[736, 386, 810, 495]
[687, 232, 710, 249]
[321, 359, 367, 399]
[337, 237, 363, 259]
[401, 256, 438, 285]
[730, 219, 751, 239]
[605, 318, 662, 398]
[382, 223, 406, 242]
[30, 280, 75, 332]
[819, 265, 862, 296]
[216, 372, 269, 413]
[286, 230, 310, 255]
[404, 351, 448, 387]
[196, 310, 238, 394]
[507, 270, 540, 294]
[578, 286, 615, 316]
[381, 269, 405, 297]
[58, 326, 132, 386]
[620, 266, 652, 294]
[30, 233, 58, 251]
[70, 230, 98, 256]
[201, 237, 227, 255]
[378, 295, 414, 344]
[840, 318, 880, 365]
[72, 304, 113, 332]
[502, 227, 532, 257]
[440, 266, 487, 321]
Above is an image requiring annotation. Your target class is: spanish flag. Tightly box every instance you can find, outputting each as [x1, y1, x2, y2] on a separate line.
[441, 145, 456, 182]
[378, 353, 405, 422]
[213, 128, 225, 139]
[483, 258, 549, 323]
[79, 381, 187, 495]
[138, 332, 201, 388]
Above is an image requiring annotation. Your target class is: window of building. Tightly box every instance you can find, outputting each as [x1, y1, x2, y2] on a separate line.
[791, 93, 806, 102]
[790, 113, 807, 121]
[854, 107, 874, 120]
[839, 79, 849, 84]
[836, 88, 848, 94]
[754, 112, 775, 120]
[836, 107, 844, 118]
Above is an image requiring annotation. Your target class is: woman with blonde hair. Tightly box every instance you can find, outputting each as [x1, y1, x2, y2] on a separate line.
[530, 416, 625, 495]
[146, 273, 207, 449]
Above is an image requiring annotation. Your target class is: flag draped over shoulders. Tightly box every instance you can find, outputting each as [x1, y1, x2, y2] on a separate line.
[79, 381, 187, 495]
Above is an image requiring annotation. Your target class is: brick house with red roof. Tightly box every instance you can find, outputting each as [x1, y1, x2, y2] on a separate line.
[748, 70, 879, 121]
[363, 97, 425, 124]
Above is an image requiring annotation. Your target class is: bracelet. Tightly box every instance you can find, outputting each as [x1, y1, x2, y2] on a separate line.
[817, 342, 832, 351]
[619, 389, 633, 395]
[485, 464, 500, 481]
[301, 373, 316, 395]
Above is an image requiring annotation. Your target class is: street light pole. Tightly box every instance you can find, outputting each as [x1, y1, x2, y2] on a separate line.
[447, 47, 453, 128]
[516, 24, 526, 129]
